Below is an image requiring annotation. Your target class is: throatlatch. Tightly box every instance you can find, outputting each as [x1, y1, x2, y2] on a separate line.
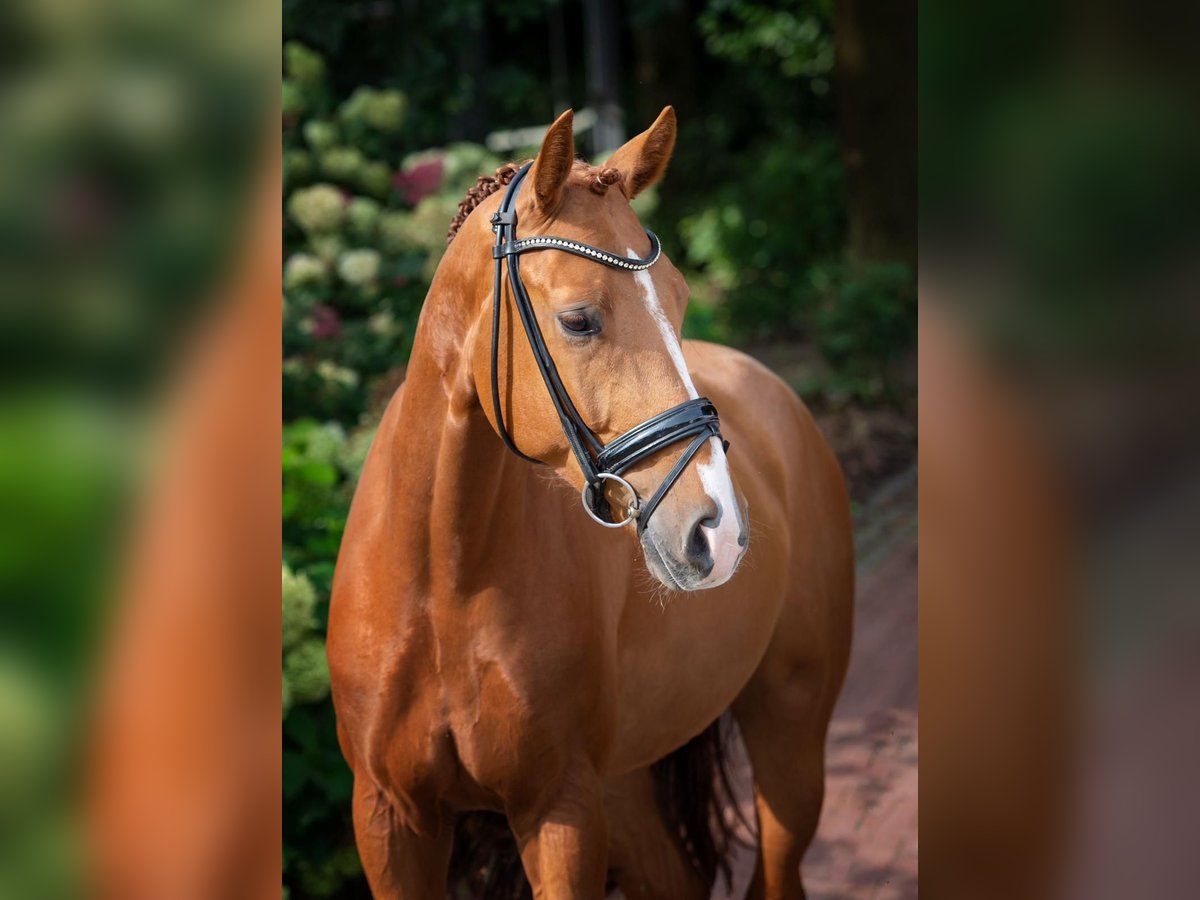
[489, 162, 726, 533]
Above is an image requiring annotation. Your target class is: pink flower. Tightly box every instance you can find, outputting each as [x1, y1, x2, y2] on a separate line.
[393, 157, 444, 205]
[312, 304, 341, 339]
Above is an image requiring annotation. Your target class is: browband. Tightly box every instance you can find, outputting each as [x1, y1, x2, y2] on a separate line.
[489, 162, 725, 533]
[493, 233, 661, 270]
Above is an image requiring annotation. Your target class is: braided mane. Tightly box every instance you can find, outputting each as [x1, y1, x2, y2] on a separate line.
[446, 160, 625, 245]
[446, 161, 527, 246]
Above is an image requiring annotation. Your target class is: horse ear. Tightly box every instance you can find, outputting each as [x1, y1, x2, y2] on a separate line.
[604, 106, 677, 199]
[529, 109, 576, 213]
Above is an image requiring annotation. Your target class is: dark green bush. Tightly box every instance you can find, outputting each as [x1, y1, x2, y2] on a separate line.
[813, 261, 916, 404]
[676, 137, 846, 340]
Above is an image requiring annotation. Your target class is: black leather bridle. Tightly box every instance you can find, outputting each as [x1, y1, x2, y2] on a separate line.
[489, 162, 726, 533]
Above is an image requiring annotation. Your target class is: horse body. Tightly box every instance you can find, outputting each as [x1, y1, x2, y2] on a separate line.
[328, 108, 853, 899]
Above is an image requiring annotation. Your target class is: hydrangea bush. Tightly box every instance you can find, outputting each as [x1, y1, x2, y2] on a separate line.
[282, 42, 505, 897]
[283, 41, 502, 427]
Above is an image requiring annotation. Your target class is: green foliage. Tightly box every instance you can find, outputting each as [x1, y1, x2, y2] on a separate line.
[674, 157, 915, 404]
[0, 653, 79, 899]
[677, 137, 846, 338]
[293, 844, 365, 898]
[282, 565, 318, 652]
[282, 420, 370, 896]
[283, 0, 563, 147]
[282, 43, 503, 427]
[279, 85, 390, 862]
[812, 262, 916, 404]
[282, 698, 357, 898]
[280, 50, 512, 894]
[282, 417, 374, 576]
[286, 42, 328, 87]
[699, 0, 834, 87]
[281, 564, 329, 715]
[285, 638, 331, 707]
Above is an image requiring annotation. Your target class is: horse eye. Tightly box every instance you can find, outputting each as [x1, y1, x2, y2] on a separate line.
[559, 312, 597, 335]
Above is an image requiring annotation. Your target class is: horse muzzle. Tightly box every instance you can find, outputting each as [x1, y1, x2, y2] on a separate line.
[639, 496, 747, 592]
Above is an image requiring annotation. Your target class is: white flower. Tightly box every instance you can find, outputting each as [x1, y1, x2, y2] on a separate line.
[310, 235, 346, 264]
[367, 311, 395, 336]
[316, 360, 359, 389]
[319, 146, 365, 183]
[362, 90, 407, 133]
[287, 183, 344, 233]
[303, 120, 339, 152]
[283, 253, 326, 290]
[337, 248, 381, 286]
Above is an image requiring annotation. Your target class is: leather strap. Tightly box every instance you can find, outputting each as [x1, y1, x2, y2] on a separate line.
[597, 398, 721, 475]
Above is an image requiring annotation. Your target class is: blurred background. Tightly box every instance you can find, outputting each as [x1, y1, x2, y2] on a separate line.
[281, 0, 915, 896]
[1, 0, 277, 896]
[920, 1, 1200, 898]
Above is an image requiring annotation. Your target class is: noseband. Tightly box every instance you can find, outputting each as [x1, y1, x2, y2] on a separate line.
[489, 162, 726, 533]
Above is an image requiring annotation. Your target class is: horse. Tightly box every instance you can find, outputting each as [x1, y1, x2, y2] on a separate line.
[327, 107, 854, 899]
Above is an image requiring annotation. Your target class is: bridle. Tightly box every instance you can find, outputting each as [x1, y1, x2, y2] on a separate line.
[489, 162, 726, 534]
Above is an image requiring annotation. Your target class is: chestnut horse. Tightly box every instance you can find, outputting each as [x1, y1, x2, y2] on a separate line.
[328, 108, 853, 899]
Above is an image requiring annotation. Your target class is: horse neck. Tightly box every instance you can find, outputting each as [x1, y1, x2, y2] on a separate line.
[384, 264, 534, 596]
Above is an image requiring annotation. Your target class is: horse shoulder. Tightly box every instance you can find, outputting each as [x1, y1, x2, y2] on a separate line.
[327, 381, 427, 746]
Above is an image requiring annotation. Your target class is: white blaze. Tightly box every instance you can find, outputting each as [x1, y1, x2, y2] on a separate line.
[630, 255, 745, 584]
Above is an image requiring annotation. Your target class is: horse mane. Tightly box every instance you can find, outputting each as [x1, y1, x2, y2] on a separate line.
[446, 159, 625, 245]
[446, 160, 527, 246]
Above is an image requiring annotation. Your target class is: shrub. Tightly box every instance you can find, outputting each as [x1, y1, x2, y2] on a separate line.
[281, 417, 371, 897]
[812, 261, 916, 404]
[282, 44, 502, 429]
[677, 137, 846, 339]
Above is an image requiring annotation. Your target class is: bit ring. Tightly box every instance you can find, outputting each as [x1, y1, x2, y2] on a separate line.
[581, 473, 641, 528]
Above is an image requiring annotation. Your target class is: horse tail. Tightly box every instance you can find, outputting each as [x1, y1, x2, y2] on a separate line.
[651, 712, 752, 893]
[448, 810, 530, 900]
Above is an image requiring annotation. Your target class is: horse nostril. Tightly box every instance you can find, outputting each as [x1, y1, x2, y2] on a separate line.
[685, 517, 715, 578]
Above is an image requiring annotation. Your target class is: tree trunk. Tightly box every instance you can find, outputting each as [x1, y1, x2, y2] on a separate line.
[834, 0, 917, 266]
[583, 0, 625, 155]
[629, 0, 700, 128]
[451, 18, 489, 142]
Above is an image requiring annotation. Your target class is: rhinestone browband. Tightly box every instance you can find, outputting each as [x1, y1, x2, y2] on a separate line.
[492, 232, 662, 271]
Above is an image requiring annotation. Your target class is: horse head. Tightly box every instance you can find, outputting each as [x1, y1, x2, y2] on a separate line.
[455, 108, 748, 591]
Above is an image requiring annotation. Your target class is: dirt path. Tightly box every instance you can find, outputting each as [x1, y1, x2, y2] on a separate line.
[717, 467, 918, 899]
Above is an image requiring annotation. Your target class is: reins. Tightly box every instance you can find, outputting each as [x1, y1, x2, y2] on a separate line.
[489, 162, 726, 533]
